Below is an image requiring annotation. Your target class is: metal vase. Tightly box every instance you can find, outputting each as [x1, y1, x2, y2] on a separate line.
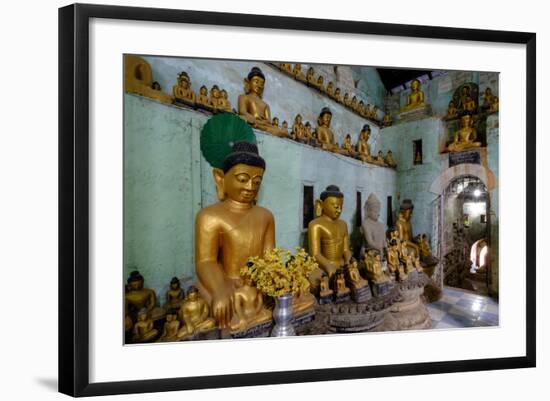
[271, 293, 295, 337]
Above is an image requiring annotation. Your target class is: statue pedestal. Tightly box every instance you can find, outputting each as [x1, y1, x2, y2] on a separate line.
[319, 294, 334, 305]
[398, 105, 431, 123]
[292, 308, 316, 326]
[334, 292, 351, 304]
[179, 327, 221, 341]
[371, 282, 393, 297]
[230, 321, 273, 339]
[351, 285, 372, 303]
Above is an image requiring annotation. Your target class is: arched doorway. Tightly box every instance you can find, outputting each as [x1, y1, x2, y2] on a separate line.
[440, 175, 491, 295]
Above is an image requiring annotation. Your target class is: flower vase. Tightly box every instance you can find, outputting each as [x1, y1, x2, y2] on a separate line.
[271, 293, 295, 337]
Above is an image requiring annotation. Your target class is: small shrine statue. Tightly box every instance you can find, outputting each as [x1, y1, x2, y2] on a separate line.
[125, 270, 158, 320]
[196, 85, 214, 112]
[482, 87, 499, 113]
[164, 276, 185, 312]
[364, 249, 390, 284]
[382, 112, 392, 127]
[356, 125, 373, 163]
[218, 89, 232, 113]
[326, 81, 335, 98]
[458, 85, 472, 113]
[177, 286, 216, 339]
[364, 104, 371, 119]
[463, 96, 477, 115]
[292, 277, 317, 316]
[334, 88, 342, 103]
[195, 138, 275, 328]
[373, 150, 387, 166]
[346, 259, 368, 290]
[343, 93, 351, 108]
[160, 313, 180, 342]
[304, 122, 318, 146]
[308, 185, 353, 285]
[281, 120, 289, 132]
[293, 63, 306, 82]
[400, 245, 416, 274]
[172, 71, 196, 107]
[316, 76, 325, 92]
[445, 100, 459, 119]
[132, 308, 158, 343]
[358, 101, 365, 117]
[292, 114, 305, 142]
[395, 199, 420, 257]
[124, 55, 172, 104]
[230, 276, 273, 334]
[238, 66, 286, 136]
[385, 150, 397, 168]
[334, 268, 351, 298]
[447, 114, 481, 152]
[306, 67, 316, 86]
[351, 96, 359, 113]
[319, 272, 333, 298]
[386, 239, 406, 281]
[210, 85, 223, 111]
[341, 134, 357, 157]
[271, 117, 289, 138]
[362, 193, 386, 255]
[401, 78, 425, 112]
[279, 63, 292, 73]
[371, 105, 380, 121]
[315, 107, 338, 151]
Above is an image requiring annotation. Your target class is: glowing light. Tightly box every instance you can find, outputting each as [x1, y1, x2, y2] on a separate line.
[474, 189, 481, 197]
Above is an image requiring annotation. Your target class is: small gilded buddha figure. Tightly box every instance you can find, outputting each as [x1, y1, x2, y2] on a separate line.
[238, 67, 288, 136]
[326, 81, 335, 98]
[319, 272, 334, 298]
[482, 87, 499, 113]
[125, 271, 158, 319]
[124, 55, 172, 104]
[293, 277, 317, 315]
[351, 96, 359, 113]
[386, 239, 406, 281]
[177, 286, 216, 339]
[373, 150, 386, 166]
[195, 141, 275, 328]
[218, 89, 232, 113]
[334, 268, 351, 298]
[308, 185, 352, 284]
[172, 71, 196, 107]
[385, 150, 397, 168]
[132, 308, 159, 343]
[210, 85, 223, 111]
[343, 93, 351, 108]
[395, 199, 420, 257]
[415, 233, 439, 266]
[230, 275, 272, 333]
[382, 111, 392, 127]
[316, 76, 326, 92]
[447, 114, 482, 152]
[279, 63, 292, 73]
[160, 313, 180, 342]
[341, 134, 357, 157]
[164, 277, 185, 312]
[306, 67, 316, 86]
[346, 259, 368, 290]
[445, 100, 459, 120]
[293, 63, 306, 82]
[458, 85, 472, 113]
[371, 105, 380, 121]
[362, 193, 386, 256]
[304, 122, 318, 147]
[334, 88, 342, 103]
[292, 114, 305, 142]
[401, 78, 425, 112]
[356, 124, 373, 163]
[196, 85, 214, 112]
[365, 249, 390, 284]
[358, 101, 365, 117]
[315, 107, 338, 151]
[271, 117, 289, 138]
[281, 120, 289, 133]
[463, 96, 477, 115]
[400, 245, 416, 274]
[364, 104, 371, 119]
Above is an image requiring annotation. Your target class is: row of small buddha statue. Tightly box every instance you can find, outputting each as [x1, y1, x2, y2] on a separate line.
[172, 71, 233, 113]
[275, 63, 390, 125]
[445, 87, 499, 120]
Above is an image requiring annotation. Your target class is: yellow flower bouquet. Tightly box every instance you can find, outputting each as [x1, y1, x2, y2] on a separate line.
[240, 247, 318, 298]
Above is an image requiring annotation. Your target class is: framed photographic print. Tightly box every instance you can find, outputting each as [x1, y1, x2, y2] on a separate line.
[58, 3, 536, 397]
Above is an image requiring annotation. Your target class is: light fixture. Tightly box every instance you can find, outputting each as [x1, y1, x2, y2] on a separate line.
[474, 189, 481, 197]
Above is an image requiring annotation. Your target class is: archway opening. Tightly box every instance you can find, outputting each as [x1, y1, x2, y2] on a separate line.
[441, 175, 491, 295]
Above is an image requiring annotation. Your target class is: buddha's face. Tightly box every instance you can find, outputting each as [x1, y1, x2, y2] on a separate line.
[170, 282, 179, 290]
[273, 117, 279, 126]
[167, 314, 175, 322]
[187, 290, 199, 301]
[138, 313, 147, 322]
[411, 80, 420, 91]
[361, 130, 370, 141]
[282, 121, 288, 129]
[335, 88, 341, 96]
[128, 279, 143, 291]
[248, 76, 265, 96]
[322, 196, 343, 220]
[295, 115, 302, 124]
[211, 88, 220, 98]
[223, 164, 264, 204]
[307, 68, 314, 78]
[320, 113, 331, 127]
[294, 64, 301, 73]
[461, 115, 472, 127]
[200, 87, 207, 95]
[367, 202, 380, 220]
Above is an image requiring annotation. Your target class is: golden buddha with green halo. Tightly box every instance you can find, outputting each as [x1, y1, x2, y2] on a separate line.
[308, 185, 353, 287]
[401, 78, 426, 112]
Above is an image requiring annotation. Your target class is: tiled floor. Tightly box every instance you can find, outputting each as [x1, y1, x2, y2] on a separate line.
[428, 287, 499, 329]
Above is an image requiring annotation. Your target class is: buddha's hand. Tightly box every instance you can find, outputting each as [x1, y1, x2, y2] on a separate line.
[211, 288, 234, 328]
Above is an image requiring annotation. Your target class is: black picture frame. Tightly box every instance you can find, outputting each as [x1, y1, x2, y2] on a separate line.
[59, 3, 536, 397]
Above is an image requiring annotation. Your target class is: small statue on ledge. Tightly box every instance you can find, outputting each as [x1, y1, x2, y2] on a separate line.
[132, 308, 158, 343]
[172, 71, 196, 107]
[333, 88, 342, 103]
[196, 85, 214, 112]
[292, 114, 305, 142]
[371, 105, 380, 121]
[230, 276, 273, 334]
[164, 276, 185, 312]
[447, 114, 482, 152]
[482, 87, 499, 113]
[341, 134, 357, 157]
[401, 79, 426, 112]
[333, 268, 351, 303]
[351, 96, 359, 113]
[346, 259, 368, 291]
[358, 101, 365, 117]
[356, 124, 373, 163]
[218, 89, 232, 113]
[306, 67, 316, 87]
[279, 63, 292, 73]
[271, 117, 289, 138]
[445, 100, 459, 120]
[315, 107, 338, 151]
[382, 111, 392, 127]
[210, 85, 223, 112]
[343, 93, 351, 108]
[319, 272, 334, 304]
[125, 270, 162, 321]
[159, 313, 180, 342]
[326, 81, 335, 98]
[364, 249, 390, 284]
[385, 150, 397, 168]
[177, 286, 216, 339]
[293, 64, 306, 82]
[386, 239, 406, 281]
[124, 55, 172, 104]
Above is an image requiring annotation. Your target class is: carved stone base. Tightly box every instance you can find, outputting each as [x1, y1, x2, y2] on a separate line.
[371, 281, 393, 297]
[293, 308, 316, 326]
[351, 285, 372, 303]
[230, 321, 273, 339]
[398, 105, 432, 122]
[319, 294, 334, 305]
[334, 292, 351, 304]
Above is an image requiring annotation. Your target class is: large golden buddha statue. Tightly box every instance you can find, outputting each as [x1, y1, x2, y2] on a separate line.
[401, 78, 425, 112]
[447, 114, 481, 152]
[308, 185, 352, 285]
[315, 107, 338, 151]
[238, 66, 286, 136]
[124, 55, 173, 104]
[195, 140, 275, 328]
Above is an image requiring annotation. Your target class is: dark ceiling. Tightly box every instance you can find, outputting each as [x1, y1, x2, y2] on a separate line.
[376, 68, 436, 93]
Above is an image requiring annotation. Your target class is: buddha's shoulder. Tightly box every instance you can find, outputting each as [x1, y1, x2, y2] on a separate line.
[251, 205, 274, 219]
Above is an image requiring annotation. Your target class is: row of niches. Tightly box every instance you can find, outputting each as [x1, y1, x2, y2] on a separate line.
[125, 55, 397, 168]
[272, 62, 391, 127]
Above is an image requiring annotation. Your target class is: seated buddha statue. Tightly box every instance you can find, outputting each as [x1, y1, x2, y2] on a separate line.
[218, 89, 232, 113]
[279, 63, 292, 73]
[445, 100, 459, 119]
[463, 96, 477, 115]
[271, 117, 289, 138]
[364, 249, 390, 284]
[210, 85, 223, 111]
[132, 308, 158, 343]
[382, 112, 392, 127]
[306, 67, 316, 87]
[230, 276, 272, 333]
[160, 313, 180, 342]
[447, 114, 482, 152]
[358, 101, 365, 117]
[281, 120, 289, 133]
[371, 105, 380, 121]
[334, 268, 351, 298]
[373, 150, 386, 166]
[164, 276, 185, 312]
[195, 141, 275, 328]
[364, 104, 371, 119]
[172, 71, 196, 107]
[125, 271, 159, 320]
[124, 55, 172, 104]
[308, 185, 352, 287]
[341, 134, 357, 157]
[292, 277, 317, 316]
[362, 193, 386, 255]
[177, 286, 216, 339]
[326, 81, 335, 98]
[319, 273, 333, 298]
[315, 107, 338, 151]
[385, 150, 397, 168]
[316, 76, 325, 92]
[346, 259, 368, 290]
[386, 239, 406, 281]
[395, 199, 420, 257]
[238, 66, 286, 136]
[415, 233, 439, 266]
[343, 93, 351, 108]
[196, 85, 214, 112]
[292, 114, 305, 142]
[333, 88, 342, 103]
[351, 96, 359, 113]
[401, 78, 426, 112]
[457, 85, 472, 114]
[482, 88, 499, 113]
[400, 246, 416, 274]
[356, 125, 373, 163]
[293, 63, 306, 82]
[304, 122, 318, 147]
